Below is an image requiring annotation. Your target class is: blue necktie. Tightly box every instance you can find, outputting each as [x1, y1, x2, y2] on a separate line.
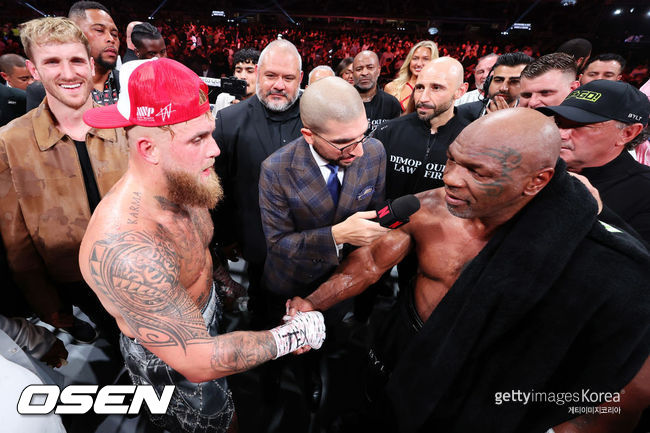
[325, 163, 341, 207]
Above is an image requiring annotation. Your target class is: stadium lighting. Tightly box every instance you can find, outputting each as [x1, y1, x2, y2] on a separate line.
[428, 27, 439, 35]
[613, 8, 622, 15]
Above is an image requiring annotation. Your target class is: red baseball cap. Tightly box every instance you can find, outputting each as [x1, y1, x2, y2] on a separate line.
[84, 58, 210, 128]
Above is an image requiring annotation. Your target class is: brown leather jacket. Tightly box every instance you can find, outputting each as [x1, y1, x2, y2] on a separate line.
[0, 100, 128, 303]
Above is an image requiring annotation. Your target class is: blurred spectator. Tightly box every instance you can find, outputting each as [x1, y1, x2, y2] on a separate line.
[384, 40, 438, 111]
[132, 22, 167, 60]
[335, 56, 354, 85]
[579, 53, 625, 85]
[0, 53, 33, 90]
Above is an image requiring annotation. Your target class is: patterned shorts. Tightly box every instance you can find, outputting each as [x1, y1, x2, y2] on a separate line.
[119, 283, 235, 433]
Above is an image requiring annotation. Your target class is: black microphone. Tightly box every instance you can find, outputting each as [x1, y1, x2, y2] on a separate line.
[376, 195, 421, 229]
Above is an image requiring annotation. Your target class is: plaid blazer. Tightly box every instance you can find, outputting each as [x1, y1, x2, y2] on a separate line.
[259, 136, 385, 297]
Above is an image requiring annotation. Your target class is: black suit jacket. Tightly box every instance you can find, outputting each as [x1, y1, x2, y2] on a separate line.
[0, 84, 26, 127]
[455, 99, 486, 123]
[212, 95, 303, 264]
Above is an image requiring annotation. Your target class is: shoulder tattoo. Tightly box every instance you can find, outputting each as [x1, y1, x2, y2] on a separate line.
[87, 226, 211, 350]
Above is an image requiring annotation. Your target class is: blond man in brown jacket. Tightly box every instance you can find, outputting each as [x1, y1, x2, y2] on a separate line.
[0, 17, 127, 342]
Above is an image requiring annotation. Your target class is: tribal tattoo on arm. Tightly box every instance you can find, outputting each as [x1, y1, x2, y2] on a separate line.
[88, 225, 212, 350]
[88, 225, 280, 375]
[211, 332, 277, 373]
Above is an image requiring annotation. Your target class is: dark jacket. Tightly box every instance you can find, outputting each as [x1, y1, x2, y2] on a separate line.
[212, 95, 303, 264]
[259, 136, 385, 296]
[374, 111, 470, 199]
[0, 84, 26, 127]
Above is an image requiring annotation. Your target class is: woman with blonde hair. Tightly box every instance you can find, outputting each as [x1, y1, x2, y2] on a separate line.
[384, 40, 439, 111]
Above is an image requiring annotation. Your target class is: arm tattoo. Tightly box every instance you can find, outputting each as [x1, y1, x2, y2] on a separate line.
[471, 147, 522, 196]
[211, 331, 277, 373]
[88, 226, 211, 350]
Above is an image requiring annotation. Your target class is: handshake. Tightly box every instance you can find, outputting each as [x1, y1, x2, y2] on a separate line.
[270, 311, 326, 358]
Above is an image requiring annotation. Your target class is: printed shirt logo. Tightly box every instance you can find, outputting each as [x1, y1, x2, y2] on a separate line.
[136, 106, 154, 118]
[155, 103, 175, 122]
[566, 90, 602, 103]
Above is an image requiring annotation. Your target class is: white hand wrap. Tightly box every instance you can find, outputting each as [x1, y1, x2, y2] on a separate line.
[270, 311, 326, 359]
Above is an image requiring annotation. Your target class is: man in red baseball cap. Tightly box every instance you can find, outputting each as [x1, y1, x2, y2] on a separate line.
[79, 57, 326, 433]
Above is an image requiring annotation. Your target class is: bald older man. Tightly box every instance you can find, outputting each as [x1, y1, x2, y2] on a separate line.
[353, 50, 400, 131]
[375, 57, 469, 200]
[290, 108, 650, 433]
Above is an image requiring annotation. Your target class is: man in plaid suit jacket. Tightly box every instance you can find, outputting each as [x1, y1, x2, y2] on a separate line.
[259, 77, 389, 309]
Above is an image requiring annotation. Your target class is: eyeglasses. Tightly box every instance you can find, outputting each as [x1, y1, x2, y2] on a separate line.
[311, 129, 373, 153]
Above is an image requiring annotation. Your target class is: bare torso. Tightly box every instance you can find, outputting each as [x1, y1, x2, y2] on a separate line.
[79, 176, 214, 338]
[405, 188, 489, 321]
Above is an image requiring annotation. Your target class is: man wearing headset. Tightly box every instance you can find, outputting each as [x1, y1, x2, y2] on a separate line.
[456, 52, 533, 122]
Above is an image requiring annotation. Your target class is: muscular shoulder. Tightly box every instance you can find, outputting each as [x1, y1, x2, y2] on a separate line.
[408, 189, 447, 226]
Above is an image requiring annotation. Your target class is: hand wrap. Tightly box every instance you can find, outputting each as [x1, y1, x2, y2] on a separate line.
[270, 311, 326, 358]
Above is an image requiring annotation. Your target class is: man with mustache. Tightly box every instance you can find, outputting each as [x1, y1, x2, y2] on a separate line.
[79, 58, 325, 433]
[69, 1, 120, 106]
[373, 57, 470, 295]
[212, 39, 304, 328]
[457, 52, 532, 122]
[352, 50, 401, 132]
[375, 57, 469, 200]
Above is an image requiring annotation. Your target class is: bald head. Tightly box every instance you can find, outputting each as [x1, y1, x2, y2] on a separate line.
[463, 108, 560, 171]
[413, 57, 466, 124]
[424, 57, 465, 89]
[353, 50, 380, 92]
[444, 108, 560, 220]
[300, 76, 365, 131]
[126, 21, 142, 49]
[258, 39, 302, 71]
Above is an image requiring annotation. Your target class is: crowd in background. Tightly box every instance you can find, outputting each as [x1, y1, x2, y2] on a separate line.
[1, 19, 648, 89]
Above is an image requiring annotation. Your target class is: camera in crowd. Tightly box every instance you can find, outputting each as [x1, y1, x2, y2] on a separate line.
[199, 76, 248, 103]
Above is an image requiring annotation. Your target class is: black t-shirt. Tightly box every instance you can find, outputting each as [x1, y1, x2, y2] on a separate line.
[374, 111, 470, 199]
[582, 150, 650, 244]
[364, 89, 401, 132]
[73, 139, 101, 213]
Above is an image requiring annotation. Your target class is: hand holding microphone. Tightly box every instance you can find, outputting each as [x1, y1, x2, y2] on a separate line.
[375, 194, 421, 229]
[331, 195, 421, 246]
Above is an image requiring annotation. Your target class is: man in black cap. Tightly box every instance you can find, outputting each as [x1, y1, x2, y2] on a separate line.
[538, 79, 650, 244]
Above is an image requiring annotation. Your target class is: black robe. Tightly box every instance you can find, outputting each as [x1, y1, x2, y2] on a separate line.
[386, 160, 650, 432]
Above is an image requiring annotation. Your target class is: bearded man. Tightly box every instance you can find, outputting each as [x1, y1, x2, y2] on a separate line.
[374, 57, 469, 199]
[79, 58, 325, 433]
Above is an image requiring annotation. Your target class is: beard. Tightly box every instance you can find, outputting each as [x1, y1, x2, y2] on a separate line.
[257, 87, 299, 112]
[165, 167, 224, 209]
[416, 97, 454, 122]
[95, 53, 117, 71]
